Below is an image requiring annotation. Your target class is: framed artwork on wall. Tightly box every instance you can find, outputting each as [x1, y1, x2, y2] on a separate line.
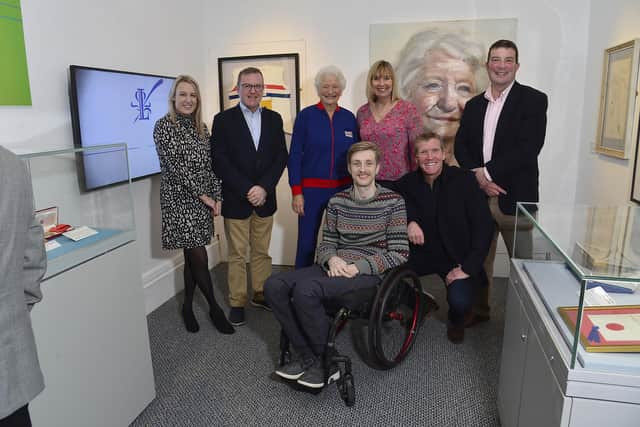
[595, 39, 640, 159]
[0, 0, 31, 105]
[217, 53, 300, 134]
[631, 114, 640, 203]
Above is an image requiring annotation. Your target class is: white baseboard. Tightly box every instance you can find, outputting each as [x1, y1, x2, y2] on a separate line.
[142, 240, 221, 315]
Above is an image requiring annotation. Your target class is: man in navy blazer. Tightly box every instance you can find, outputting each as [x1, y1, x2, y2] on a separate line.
[455, 40, 548, 323]
[211, 67, 288, 326]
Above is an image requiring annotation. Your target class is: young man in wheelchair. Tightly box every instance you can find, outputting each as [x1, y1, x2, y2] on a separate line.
[264, 141, 409, 389]
[394, 132, 494, 343]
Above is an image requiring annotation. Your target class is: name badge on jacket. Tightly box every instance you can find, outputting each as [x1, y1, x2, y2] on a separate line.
[344, 131, 353, 138]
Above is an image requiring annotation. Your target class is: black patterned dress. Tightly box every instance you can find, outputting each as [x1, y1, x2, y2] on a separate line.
[153, 114, 222, 250]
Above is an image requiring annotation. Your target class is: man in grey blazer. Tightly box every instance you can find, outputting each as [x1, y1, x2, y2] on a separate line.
[0, 146, 47, 427]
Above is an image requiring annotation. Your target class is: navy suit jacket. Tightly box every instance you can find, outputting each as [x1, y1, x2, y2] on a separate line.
[454, 81, 548, 215]
[210, 105, 288, 219]
[395, 165, 494, 287]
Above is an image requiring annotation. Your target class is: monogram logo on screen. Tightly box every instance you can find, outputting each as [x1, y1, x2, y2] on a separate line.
[131, 79, 164, 122]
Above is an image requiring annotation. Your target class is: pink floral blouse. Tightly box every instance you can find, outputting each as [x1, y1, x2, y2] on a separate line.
[356, 99, 421, 181]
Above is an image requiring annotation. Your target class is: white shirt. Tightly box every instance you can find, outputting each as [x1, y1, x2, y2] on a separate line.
[482, 81, 514, 181]
[239, 102, 262, 149]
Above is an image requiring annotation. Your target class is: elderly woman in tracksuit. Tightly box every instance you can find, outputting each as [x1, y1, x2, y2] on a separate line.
[288, 66, 359, 268]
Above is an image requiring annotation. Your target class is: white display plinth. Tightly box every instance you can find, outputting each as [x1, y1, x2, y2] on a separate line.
[29, 241, 155, 427]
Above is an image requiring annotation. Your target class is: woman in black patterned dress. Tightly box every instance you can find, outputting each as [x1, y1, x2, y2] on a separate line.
[154, 75, 234, 334]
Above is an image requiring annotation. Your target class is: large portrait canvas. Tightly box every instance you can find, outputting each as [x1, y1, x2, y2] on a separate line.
[370, 19, 517, 163]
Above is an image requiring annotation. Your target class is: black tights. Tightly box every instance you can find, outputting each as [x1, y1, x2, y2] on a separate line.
[181, 247, 234, 334]
[183, 246, 217, 311]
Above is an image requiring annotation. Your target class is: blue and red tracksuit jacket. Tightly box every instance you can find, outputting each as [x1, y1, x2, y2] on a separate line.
[288, 102, 359, 195]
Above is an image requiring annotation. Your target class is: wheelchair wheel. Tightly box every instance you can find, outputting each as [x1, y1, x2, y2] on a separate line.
[369, 268, 423, 369]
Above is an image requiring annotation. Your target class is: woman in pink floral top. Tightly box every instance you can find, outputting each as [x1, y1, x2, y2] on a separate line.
[357, 60, 421, 183]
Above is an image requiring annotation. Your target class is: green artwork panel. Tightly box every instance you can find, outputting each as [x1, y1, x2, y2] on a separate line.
[0, 0, 31, 105]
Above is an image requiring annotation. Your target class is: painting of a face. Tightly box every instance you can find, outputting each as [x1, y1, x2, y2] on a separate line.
[410, 49, 477, 139]
[370, 18, 518, 143]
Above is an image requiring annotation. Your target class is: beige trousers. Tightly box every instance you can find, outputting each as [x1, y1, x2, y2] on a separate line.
[474, 197, 533, 317]
[224, 212, 274, 307]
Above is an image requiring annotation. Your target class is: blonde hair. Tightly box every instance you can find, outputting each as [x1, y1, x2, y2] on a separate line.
[366, 60, 399, 103]
[347, 141, 381, 164]
[414, 132, 445, 154]
[168, 75, 206, 137]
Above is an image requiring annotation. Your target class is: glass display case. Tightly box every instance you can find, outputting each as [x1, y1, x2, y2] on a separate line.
[20, 144, 136, 280]
[514, 202, 640, 371]
[498, 203, 640, 427]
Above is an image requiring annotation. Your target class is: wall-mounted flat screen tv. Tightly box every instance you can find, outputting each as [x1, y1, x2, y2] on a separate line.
[69, 65, 175, 190]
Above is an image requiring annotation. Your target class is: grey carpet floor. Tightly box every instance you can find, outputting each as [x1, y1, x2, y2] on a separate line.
[131, 264, 506, 427]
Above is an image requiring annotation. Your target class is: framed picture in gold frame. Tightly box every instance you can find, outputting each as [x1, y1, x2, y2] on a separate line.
[558, 305, 640, 352]
[595, 39, 640, 159]
[632, 113, 640, 203]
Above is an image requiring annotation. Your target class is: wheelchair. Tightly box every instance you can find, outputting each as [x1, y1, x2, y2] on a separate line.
[278, 265, 438, 406]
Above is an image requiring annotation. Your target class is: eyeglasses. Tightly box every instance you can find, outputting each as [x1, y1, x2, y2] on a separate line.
[240, 83, 264, 92]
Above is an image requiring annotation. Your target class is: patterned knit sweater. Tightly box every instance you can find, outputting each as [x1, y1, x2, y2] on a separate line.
[317, 185, 409, 276]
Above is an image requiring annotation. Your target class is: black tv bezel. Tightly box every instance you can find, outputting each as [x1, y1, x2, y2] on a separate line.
[69, 64, 175, 192]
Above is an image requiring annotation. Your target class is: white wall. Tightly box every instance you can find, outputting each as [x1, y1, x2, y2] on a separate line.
[575, 0, 640, 205]
[1, 0, 208, 313]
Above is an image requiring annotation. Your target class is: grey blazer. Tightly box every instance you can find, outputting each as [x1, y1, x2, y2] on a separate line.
[0, 146, 46, 419]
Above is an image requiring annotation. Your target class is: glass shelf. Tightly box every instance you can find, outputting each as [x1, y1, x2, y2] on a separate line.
[20, 144, 136, 280]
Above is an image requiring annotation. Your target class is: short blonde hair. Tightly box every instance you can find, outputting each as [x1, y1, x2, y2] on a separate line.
[347, 141, 381, 164]
[365, 60, 399, 103]
[414, 132, 445, 154]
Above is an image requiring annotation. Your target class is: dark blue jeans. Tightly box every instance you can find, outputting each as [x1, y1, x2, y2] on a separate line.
[264, 264, 381, 358]
[407, 256, 473, 327]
